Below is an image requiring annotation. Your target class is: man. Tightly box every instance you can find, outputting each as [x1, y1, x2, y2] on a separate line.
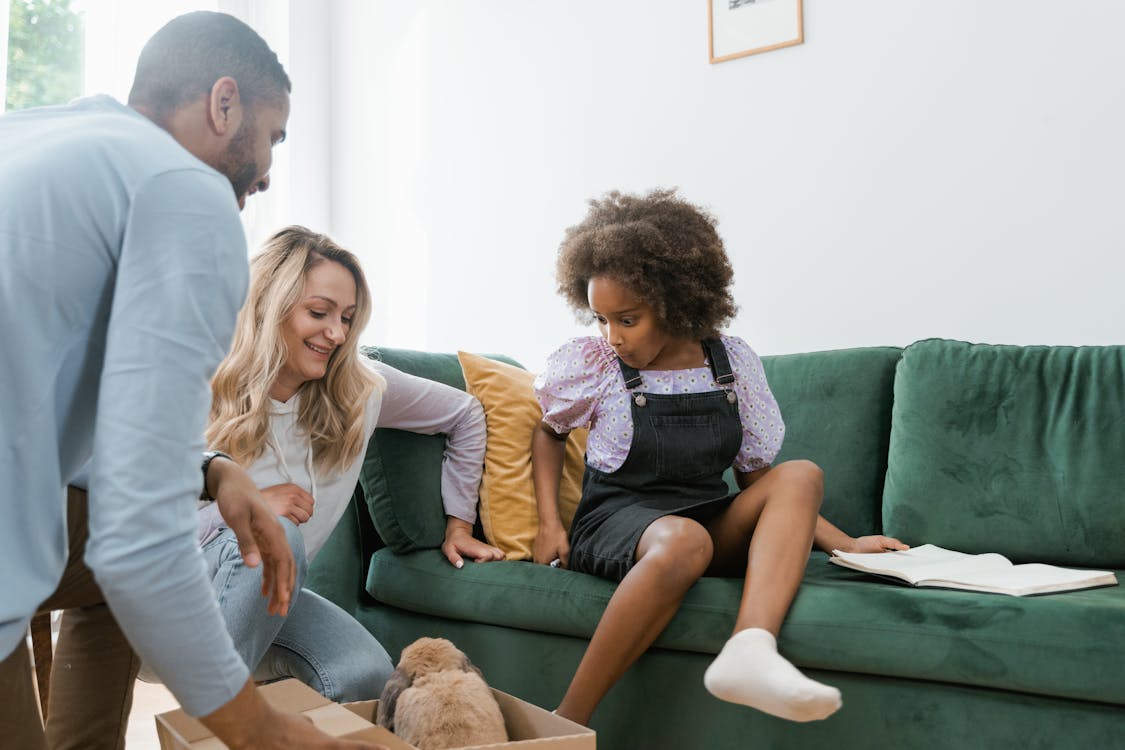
[0, 12, 382, 750]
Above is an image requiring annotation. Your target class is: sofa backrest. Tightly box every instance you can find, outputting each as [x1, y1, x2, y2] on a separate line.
[361, 345, 904, 551]
[761, 347, 902, 536]
[883, 338, 1125, 567]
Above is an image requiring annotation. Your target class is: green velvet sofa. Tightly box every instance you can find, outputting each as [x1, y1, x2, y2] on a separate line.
[307, 338, 1125, 749]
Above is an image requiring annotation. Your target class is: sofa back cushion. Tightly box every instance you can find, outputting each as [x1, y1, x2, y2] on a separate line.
[883, 339, 1125, 567]
[358, 347, 522, 553]
[761, 346, 902, 536]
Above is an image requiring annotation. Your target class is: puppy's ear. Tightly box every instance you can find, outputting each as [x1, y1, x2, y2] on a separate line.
[376, 666, 412, 730]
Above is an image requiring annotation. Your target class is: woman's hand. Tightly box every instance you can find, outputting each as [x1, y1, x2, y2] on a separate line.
[261, 483, 316, 525]
[532, 522, 570, 568]
[442, 517, 504, 568]
[837, 535, 910, 554]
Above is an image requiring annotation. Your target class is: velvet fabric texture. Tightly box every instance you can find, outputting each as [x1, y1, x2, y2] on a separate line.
[357, 602, 1125, 750]
[761, 346, 902, 536]
[883, 339, 1125, 567]
[366, 548, 1125, 706]
[304, 342, 1125, 750]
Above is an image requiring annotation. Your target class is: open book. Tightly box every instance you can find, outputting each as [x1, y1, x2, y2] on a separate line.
[830, 544, 1118, 596]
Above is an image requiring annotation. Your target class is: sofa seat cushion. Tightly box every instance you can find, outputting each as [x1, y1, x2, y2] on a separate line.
[368, 548, 1125, 706]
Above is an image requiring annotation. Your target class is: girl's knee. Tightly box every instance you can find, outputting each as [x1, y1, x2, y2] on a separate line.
[641, 517, 714, 578]
[773, 460, 824, 506]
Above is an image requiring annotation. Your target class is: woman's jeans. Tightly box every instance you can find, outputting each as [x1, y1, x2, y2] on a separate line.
[203, 519, 393, 702]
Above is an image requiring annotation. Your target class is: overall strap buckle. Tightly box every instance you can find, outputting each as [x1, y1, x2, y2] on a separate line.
[616, 357, 646, 406]
[702, 338, 737, 403]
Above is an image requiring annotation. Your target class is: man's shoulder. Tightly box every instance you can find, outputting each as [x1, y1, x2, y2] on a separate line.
[5, 96, 226, 194]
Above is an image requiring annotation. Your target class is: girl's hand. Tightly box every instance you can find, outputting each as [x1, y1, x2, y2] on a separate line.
[261, 483, 315, 525]
[442, 517, 504, 568]
[838, 535, 910, 554]
[533, 523, 570, 568]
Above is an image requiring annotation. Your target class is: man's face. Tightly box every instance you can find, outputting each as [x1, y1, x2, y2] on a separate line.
[218, 92, 290, 210]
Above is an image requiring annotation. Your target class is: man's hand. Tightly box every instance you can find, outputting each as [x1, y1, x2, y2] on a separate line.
[201, 679, 387, 750]
[207, 457, 296, 616]
[442, 517, 504, 568]
[261, 482, 316, 525]
[838, 535, 910, 554]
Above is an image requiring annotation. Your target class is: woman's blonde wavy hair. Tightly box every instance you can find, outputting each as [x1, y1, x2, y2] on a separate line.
[206, 226, 384, 476]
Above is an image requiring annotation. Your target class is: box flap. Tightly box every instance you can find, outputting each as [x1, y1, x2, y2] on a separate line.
[156, 679, 375, 749]
[339, 724, 418, 749]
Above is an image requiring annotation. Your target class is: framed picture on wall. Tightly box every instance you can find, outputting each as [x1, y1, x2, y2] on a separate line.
[709, 0, 804, 64]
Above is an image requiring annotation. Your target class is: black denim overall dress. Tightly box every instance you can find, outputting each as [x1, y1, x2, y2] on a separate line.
[567, 338, 743, 582]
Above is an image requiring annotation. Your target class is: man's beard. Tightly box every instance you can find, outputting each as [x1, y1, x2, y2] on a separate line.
[218, 117, 259, 203]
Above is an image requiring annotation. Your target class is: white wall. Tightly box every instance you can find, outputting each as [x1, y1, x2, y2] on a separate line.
[326, 0, 1125, 370]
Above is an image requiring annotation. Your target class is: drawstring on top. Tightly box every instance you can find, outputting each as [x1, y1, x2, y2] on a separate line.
[269, 421, 318, 502]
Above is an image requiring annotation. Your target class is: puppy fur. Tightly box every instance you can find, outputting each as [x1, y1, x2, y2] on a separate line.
[377, 637, 508, 750]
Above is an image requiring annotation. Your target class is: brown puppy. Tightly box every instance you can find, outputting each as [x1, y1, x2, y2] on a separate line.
[377, 637, 508, 750]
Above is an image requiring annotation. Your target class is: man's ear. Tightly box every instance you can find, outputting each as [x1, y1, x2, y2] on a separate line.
[208, 76, 243, 137]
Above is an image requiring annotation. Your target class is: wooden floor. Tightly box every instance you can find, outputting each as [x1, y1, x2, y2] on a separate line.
[126, 680, 179, 749]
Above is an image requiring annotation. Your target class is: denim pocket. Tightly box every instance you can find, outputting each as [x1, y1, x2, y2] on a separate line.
[651, 414, 722, 481]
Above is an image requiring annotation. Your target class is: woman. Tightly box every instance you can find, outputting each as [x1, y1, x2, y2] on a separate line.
[198, 226, 502, 701]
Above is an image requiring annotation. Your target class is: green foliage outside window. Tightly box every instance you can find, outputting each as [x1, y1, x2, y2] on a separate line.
[6, 0, 84, 111]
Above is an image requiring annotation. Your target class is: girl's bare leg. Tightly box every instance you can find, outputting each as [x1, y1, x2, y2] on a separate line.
[702, 460, 842, 721]
[556, 516, 713, 726]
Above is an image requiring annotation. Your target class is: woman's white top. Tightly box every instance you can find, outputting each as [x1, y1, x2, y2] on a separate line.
[198, 359, 485, 561]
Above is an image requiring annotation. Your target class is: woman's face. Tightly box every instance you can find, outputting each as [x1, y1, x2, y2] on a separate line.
[271, 259, 357, 402]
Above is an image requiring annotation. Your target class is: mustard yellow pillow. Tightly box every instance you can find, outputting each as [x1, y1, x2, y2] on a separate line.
[457, 351, 588, 561]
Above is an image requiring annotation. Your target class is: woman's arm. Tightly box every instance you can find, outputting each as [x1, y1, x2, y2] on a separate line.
[531, 422, 570, 566]
[369, 361, 502, 566]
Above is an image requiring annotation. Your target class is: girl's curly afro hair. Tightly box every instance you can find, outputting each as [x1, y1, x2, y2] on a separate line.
[556, 188, 737, 340]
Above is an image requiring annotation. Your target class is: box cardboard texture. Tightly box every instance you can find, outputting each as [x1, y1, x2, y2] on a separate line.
[343, 688, 595, 750]
[154, 679, 403, 750]
[155, 679, 595, 750]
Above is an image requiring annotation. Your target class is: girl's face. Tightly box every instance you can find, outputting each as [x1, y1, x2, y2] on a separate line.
[271, 259, 357, 402]
[588, 276, 697, 370]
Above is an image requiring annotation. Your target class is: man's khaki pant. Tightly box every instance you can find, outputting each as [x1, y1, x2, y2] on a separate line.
[0, 487, 140, 750]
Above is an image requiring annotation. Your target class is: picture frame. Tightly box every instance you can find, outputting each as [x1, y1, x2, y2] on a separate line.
[708, 0, 804, 64]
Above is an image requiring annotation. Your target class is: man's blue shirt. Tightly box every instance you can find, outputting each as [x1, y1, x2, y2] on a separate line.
[0, 96, 251, 716]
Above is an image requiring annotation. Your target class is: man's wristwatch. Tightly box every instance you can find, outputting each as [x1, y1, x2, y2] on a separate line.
[200, 450, 234, 502]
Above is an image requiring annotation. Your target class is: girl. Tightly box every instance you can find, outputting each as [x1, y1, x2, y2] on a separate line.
[531, 189, 905, 726]
[198, 226, 503, 701]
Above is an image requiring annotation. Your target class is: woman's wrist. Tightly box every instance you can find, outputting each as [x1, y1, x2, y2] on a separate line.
[445, 517, 474, 535]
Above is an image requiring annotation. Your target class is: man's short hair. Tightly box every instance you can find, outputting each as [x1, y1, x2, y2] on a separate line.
[127, 11, 291, 120]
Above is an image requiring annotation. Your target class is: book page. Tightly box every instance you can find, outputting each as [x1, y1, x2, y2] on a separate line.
[831, 544, 1012, 585]
[923, 563, 1117, 596]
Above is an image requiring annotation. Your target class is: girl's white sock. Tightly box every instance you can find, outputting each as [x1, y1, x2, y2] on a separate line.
[703, 628, 842, 722]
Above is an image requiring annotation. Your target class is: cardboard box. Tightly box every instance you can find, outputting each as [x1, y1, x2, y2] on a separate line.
[343, 687, 595, 750]
[155, 679, 594, 750]
[154, 679, 406, 749]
